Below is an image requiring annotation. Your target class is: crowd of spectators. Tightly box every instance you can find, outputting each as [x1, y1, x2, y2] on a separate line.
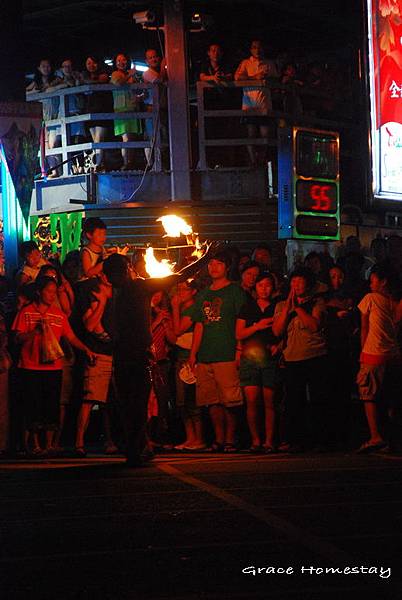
[26, 40, 348, 174]
[1, 221, 401, 464]
[26, 51, 167, 175]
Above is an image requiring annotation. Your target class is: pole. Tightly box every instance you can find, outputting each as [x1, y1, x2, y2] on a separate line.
[163, 0, 192, 200]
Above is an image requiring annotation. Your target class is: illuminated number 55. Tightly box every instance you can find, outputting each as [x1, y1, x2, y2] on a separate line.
[311, 185, 331, 211]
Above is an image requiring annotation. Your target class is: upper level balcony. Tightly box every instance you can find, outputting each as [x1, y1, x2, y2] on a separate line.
[26, 78, 354, 216]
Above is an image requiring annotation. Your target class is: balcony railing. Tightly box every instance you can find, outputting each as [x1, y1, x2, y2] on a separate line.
[26, 79, 351, 179]
[196, 79, 352, 170]
[26, 82, 165, 176]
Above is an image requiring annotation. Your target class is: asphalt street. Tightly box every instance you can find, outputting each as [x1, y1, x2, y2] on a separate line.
[0, 450, 401, 600]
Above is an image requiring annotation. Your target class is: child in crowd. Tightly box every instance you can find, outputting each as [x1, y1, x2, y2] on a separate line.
[80, 217, 129, 280]
[80, 217, 110, 280]
[239, 260, 260, 298]
[273, 267, 329, 452]
[148, 291, 176, 449]
[37, 263, 76, 452]
[356, 264, 402, 452]
[16, 241, 48, 287]
[80, 217, 127, 342]
[12, 276, 95, 456]
[38, 264, 75, 317]
[171, 280, 206, 450]
[236, 273, 279, 452]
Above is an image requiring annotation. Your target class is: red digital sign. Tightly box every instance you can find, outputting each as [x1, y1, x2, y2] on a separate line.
[296, 180, 337, 213]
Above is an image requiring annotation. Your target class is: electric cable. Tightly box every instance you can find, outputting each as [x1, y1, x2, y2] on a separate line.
[123, 97, 162, 203]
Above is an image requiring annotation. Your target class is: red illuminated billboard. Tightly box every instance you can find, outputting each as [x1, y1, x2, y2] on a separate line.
[367, 0, 402, 199]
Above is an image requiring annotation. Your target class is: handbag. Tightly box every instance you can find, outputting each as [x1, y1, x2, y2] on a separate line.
[40, 320, 65, 364]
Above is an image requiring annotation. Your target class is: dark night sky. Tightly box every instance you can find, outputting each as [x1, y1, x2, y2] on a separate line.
[22, 0, 361, 70]
[0, 0, 362, 101]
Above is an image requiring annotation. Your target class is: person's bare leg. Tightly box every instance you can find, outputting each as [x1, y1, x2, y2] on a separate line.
[259, 124, 270, 165]
[23, 429, 29, 452]
[47, 130, 62, 177]
[53, 405, 66, 450]
[224, 407, 237, 446]
[263, 387, 276, 448]
[244, 386, 261, 447]
[246, 124, 258, 165]
[32, 432, 41, 452]
[75, 403, 93, 449]
[363, 401, 384, 443]
[176, 416, 204, 449]
[89, 126, 106, 167]
[45, 430, 54, 451]
[209, 404, 225, 445]
[122, 133, 134, 167]
[193, 417, 204, 446]
[103, 408, 118, 453]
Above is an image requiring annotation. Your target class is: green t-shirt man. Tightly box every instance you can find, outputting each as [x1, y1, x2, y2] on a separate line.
[192, 283, 246, 363]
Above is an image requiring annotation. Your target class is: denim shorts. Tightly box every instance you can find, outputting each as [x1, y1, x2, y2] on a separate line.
[239, 357, 278, 389]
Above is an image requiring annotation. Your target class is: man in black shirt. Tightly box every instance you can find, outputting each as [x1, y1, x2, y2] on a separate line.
[103, 244, 216, 467]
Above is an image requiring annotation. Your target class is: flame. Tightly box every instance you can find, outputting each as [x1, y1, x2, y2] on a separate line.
[157, 215, 193, 238]
[144, 247, 176, 278]
[191, 234, 205, 259]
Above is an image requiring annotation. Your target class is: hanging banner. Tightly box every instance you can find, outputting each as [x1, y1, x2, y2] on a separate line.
[367, 0, 402, 199]
[0, 102, 42, 223]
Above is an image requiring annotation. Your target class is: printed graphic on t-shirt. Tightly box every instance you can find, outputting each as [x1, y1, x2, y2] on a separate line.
[23, 311, 64, 330]
[202, 298, 223, 324]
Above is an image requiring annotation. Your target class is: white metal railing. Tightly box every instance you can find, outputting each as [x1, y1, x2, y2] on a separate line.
[26, 82, 166, 176]
[196, 79, 350, 170]
[26, 80, 351, 178]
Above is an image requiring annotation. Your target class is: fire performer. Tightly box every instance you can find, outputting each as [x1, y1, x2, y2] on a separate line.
[102, 241, 218, 467]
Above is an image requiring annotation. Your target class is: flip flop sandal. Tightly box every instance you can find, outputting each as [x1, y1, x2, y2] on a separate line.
[182, 444, 208, 451]
[223, 443, 238, 453]
[248, 445, 263, 454]
[206, 442, 225, 453]
[262, 445, 276, 454]
[74, 447, 87, 458]
[30, 448, 45, 458]
[356, 441, 386, 454]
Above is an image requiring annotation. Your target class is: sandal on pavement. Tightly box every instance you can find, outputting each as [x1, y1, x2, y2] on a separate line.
[223, 443, 238, 454]
[248, 445, 262, 454]
[263, 445, 276, 454]
[104, 443, 119, 455]
[30, 447, 45, 458]
[74, 447, 87, 458]
[278, 442, 302, 454]
[356, 440, 387, 454]
[206, 442, 225, 453]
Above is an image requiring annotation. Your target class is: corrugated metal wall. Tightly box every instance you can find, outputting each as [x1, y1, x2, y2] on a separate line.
[89, 200, 278, 251]
[89, 200, 287, 271]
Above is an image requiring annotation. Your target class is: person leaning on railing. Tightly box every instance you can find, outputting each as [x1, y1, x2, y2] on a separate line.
[111, 53, 144, 171]
[58, 59, 86, 144]
[198, 43, 235, 168]
[26, 59, 66, 178]
[142, 48, 168, 167]
[234, 40, 278, 167]
[81, 56, 113, 172]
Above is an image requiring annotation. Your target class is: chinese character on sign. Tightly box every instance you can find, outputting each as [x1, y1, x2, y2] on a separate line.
[389, 81, 402, 98]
